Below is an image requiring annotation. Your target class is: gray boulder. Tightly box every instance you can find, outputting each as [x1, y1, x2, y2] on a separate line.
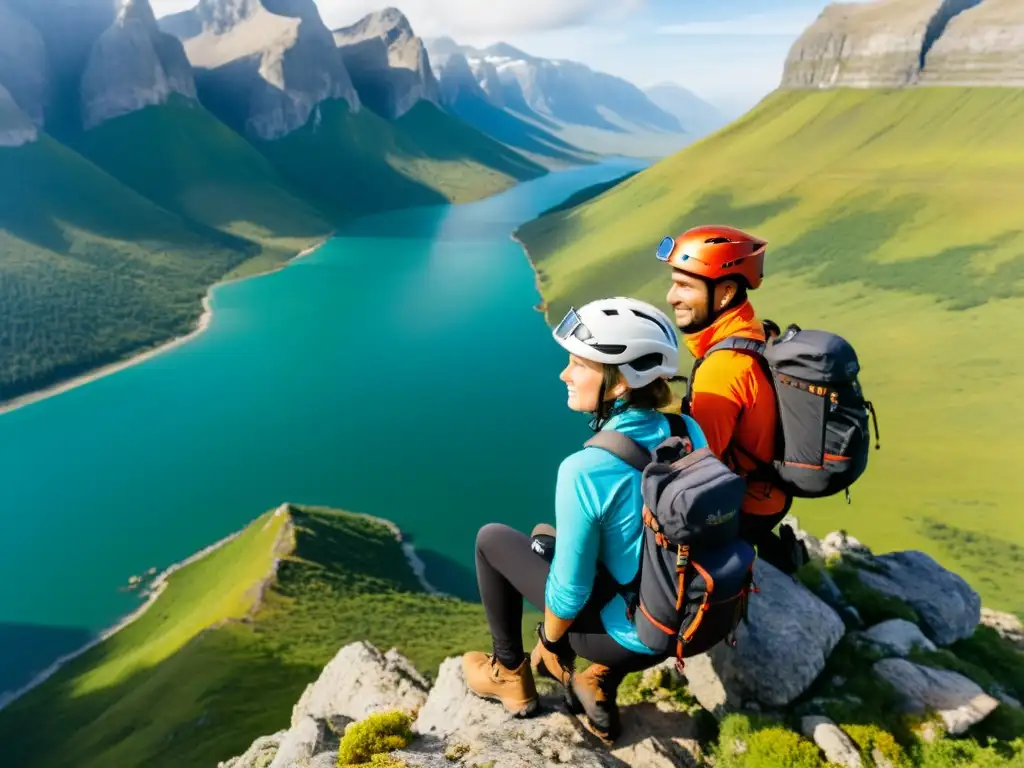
[873, 658, 1000, 734]
[800, 715, 863, 768]
[333, 8, 440, 119]
[861, 618, 937, 657]
[0, 1, 50, 127]
[854, 550, 980, 646]
[682, 559, 845, 713]
[80, 0, 197, 129]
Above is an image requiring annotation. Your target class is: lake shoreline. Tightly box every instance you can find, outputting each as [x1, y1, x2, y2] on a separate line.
[510, 231, 551, 322]
[0, 239, 329, 418]
[0, 504, 439, 713]
[0, 523, 244, 713]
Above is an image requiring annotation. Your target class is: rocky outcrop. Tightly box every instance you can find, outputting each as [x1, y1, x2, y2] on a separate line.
[80, 0, 197, 129]
[160, 0, 360, 140]
[919, 0, 1024, 84]
[0, 2, 50, 127]
[0, 82, 38, 147]
[682, 559, 846, 712]
[873, 658, 1000, 734]
[854, 550, 981, 646]
[781, 0, 986, 89]
[223, 643, 705, 768]
[218, 518, 1013, 768]
[332, 8, 439, 120]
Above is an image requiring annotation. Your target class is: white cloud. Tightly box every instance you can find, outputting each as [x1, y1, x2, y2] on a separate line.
[326, 0, 637, 37]
[150, 0, 641, 37]
[657, 9, 824, 37]
[150, 0, 200, 15]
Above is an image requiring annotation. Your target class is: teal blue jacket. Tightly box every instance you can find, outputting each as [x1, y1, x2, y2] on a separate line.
[543, 404, 709, 654]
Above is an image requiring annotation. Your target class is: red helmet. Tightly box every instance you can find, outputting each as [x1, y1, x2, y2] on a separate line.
[656, 225, 767, 290]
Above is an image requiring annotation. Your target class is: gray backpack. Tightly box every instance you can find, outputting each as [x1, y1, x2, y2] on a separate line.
[586, 415, 758, 672]
[686, 323, 881, 502]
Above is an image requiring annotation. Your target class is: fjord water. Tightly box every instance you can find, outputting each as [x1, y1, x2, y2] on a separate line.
[0, 159, 645, 695]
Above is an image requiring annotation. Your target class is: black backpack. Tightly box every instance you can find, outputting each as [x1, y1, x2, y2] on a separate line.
[585, 414, 758, 672]
[686, 323, 881, 502]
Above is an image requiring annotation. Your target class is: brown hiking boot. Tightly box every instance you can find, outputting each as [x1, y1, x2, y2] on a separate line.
[461, 652, 539, 717]
[530, 639, 574, 687]
[568, 663, 621, 745]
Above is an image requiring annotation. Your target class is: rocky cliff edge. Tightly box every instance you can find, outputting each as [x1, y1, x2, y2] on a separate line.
[219, 519, 1022, 768]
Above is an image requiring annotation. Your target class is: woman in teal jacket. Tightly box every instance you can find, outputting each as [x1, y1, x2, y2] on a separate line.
[462, 297, 709, 744]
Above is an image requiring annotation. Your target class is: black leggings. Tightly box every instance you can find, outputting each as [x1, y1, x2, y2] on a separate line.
[474, 522, 668, 682]
[739, 510, 793, 572]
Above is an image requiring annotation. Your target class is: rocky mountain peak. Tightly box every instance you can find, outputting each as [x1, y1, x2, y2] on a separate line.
[117, 0, 156, 25]
[162, 0, 360, 139]
[332, 8, 439, 119]
[80, 0, 197, 129]
[0, 1, 50, 127]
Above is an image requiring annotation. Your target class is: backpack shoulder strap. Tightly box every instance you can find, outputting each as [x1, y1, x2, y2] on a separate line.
[584, 430, 651, 472]
[685, 336, 769, 409]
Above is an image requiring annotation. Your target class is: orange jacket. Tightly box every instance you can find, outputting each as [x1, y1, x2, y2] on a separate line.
[684, 301, 789, 517]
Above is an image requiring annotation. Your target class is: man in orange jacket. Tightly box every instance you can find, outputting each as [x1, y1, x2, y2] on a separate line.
[658, 225, 806, 573]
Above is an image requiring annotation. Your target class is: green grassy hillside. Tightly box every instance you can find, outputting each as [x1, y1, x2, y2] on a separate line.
[0, 504, 541, 768]
[0, 134, 258, 403]
[256, 99, 547, 221]
[70, 95, 332, 269]
[515, 87, 1024, 617]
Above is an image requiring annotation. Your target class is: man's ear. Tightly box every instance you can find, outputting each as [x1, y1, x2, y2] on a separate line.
[716, 279, 739, 309]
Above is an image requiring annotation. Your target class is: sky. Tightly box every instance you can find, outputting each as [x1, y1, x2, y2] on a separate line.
[149, 0, 852, 117]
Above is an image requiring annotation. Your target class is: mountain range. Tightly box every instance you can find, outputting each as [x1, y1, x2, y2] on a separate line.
[0, 0, 720, 407]
[425, 36, 712, 161]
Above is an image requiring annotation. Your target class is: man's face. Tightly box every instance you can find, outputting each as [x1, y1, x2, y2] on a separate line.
[666, 268, 711, 333]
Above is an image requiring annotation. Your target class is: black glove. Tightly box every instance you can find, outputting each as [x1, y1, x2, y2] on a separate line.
[536, 622, 575, 672]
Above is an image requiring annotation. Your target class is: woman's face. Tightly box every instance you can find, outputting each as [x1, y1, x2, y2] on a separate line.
[559, 354, 618, 413]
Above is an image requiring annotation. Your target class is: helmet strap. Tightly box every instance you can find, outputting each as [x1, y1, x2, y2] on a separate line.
[589, 381, 631, 432]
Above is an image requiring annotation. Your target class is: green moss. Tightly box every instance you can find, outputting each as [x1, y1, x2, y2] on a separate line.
[843, 724, 912, 768]
[914, 734, 1024, 767]
[713, 713, 825, 768]
[337, 711, 413, 767]
[948, 626, 1024, 701]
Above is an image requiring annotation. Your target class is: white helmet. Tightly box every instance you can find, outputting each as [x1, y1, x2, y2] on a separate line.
[552, 297, 679, 388]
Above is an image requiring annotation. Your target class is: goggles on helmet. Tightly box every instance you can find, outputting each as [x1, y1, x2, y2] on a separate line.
[554, 307, 594, 344]
[656, 236, 697, 264]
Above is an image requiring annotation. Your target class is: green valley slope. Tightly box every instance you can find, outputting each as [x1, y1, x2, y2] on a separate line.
[0, 504, 542, 768]
[515, 87, 1024, 617]
[0, 134, 268, 403]
[68, 94, 334, 278]
[256, 100, 546, 220]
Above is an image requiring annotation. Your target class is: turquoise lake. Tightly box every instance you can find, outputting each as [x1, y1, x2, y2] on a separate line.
[0, 159, 646, 696]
